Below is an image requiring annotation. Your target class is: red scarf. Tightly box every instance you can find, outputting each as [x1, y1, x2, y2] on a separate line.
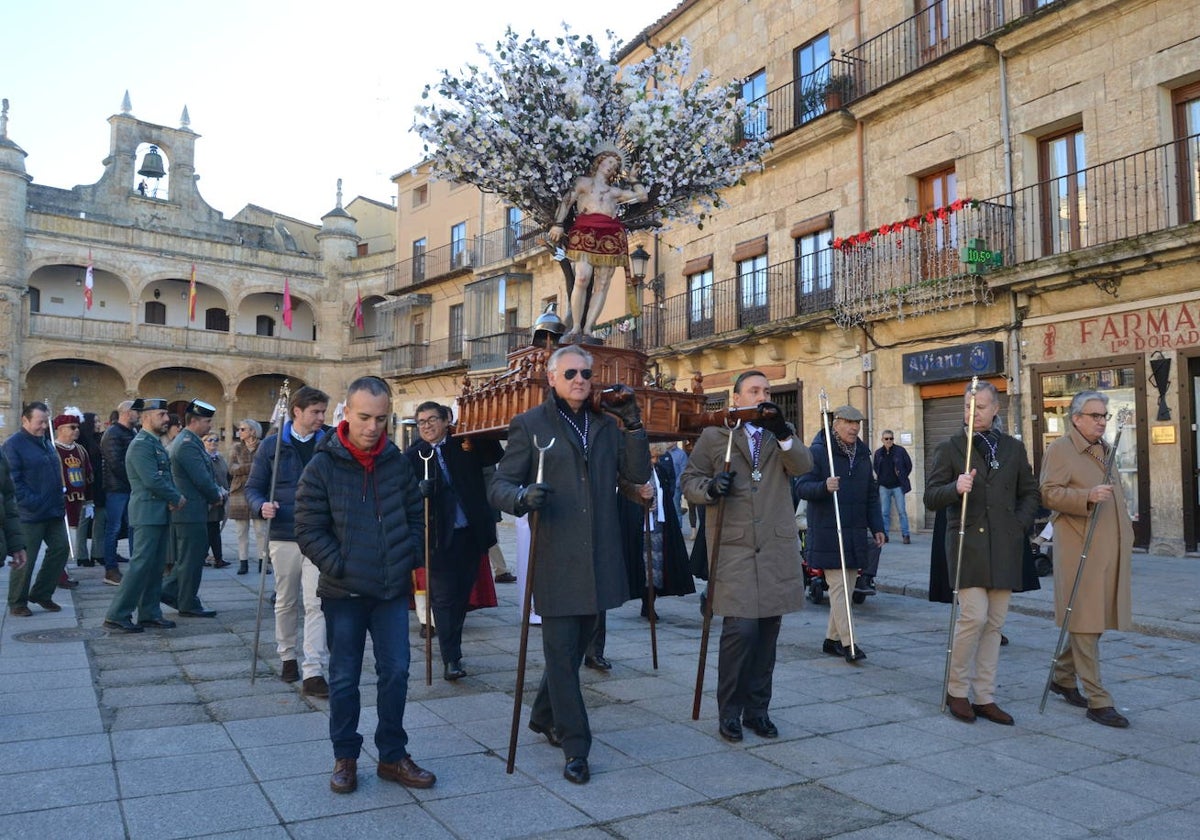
[336, 420, 386, 471]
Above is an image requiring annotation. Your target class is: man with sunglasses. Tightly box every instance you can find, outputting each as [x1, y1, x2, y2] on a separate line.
[1040, 391, 1133, 728]
[873, 429, 912, 546]
[489, 346, 650, 784]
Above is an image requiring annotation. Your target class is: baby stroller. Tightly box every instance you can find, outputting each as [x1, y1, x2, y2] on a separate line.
[797, 504, 871, 606]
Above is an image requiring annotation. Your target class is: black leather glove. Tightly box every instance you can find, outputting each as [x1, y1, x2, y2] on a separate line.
[757, 401, 792, 441]
[516, 483, 552, 514]
[418, 479, 435, 499]
[602, 384, 643, 431]
[707, 471, 736, 499]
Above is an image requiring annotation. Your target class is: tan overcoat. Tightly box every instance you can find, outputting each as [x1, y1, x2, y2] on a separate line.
[681, 425, 812, 618]
[1039, 426, 1133, 633]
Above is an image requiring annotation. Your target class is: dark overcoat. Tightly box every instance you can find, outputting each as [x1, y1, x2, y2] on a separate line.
[680, 424, 812, 617]
[404, 436, 503, 557]
[488, 396, 650, 618]
[796, 429, 885, 571]
[924, 430, 1040, 590]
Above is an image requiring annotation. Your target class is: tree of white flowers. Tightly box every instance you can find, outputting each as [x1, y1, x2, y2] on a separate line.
[415, 27, 769, 234]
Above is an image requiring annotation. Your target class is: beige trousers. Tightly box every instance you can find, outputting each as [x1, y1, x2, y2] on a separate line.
[1053, 632, 1113, 708]
[825, 568, 858, 646]
[948, 587, 1010, 703]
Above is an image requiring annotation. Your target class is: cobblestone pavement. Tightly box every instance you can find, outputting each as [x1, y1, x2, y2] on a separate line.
[3, 521, 1199, 839]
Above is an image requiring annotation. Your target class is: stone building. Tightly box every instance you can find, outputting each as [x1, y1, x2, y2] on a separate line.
[0, 96, 392, 442]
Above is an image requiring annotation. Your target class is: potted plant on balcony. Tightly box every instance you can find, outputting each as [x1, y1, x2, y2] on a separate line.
[823, 74, 854, 111]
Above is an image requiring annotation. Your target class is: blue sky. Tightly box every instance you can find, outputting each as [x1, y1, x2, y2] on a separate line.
[2, 0, 681, 222]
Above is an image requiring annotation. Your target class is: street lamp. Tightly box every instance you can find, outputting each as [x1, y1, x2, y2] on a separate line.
[629, 244, 651, 282]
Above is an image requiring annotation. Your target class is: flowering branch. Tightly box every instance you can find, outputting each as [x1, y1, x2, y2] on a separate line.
[414, 28, 769, 232]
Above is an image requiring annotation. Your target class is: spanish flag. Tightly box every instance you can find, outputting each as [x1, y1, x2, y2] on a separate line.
[188, 263, 197, 322]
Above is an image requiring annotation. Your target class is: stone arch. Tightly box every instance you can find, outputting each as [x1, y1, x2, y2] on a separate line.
[24, 357, 132, 415]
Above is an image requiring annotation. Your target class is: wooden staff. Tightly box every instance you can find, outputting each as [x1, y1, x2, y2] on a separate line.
[691, 418, 740, 720]
[1039, 424, 1124, 713]
[940, 376, 979, 710]
[251, 379, 290, 684]
[506, 434, 554, 774]
[419, 447, 435, 687]
[819, 389, 858, 662]
[645, 502, 658, 670]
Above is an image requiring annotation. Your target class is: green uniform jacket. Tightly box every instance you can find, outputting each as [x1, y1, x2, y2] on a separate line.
[169, 429, 223, 524]
[1, 455, 27, 559]
[126, 430, 183, 526]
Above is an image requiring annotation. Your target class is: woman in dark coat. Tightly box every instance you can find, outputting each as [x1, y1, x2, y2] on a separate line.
[619, 443, 695, 619]
[795, 406, 884, 660]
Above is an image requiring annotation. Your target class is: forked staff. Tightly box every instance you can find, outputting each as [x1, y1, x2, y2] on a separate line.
[251, 379, 290, 684]
[692, 418, 740, 720]
[1038, 424, 1124, 713]
[818, 389, 857, 661]
[940, 375, 979, 711]
[506, 435, 555, 774]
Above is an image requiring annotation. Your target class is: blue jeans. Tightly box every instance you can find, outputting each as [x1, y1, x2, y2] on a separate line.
[103, 492, 133, 571]
[879, 486, 909, 537]
[323, 596, 411, 763]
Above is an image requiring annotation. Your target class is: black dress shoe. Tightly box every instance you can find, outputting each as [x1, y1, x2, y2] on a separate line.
[743, 715, 779, 738]
[718, 717, 743, 742]
[584, 655, 612, 671]
[494, 572, 517, 583]
[822, 638, 843, 656]
[844, 642, 866, 663]
[443, 660, 467, 681]
[563, 757, 590, 784]
[1086, 706, 1130, 728]
[1050, 682, 1089, 708]
[138, 618, 177, 629]
[528, 720, 563, 747]
[103, 618, 145, 634]
[179, 608, 217, 618]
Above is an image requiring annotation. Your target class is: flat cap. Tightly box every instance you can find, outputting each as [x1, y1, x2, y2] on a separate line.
[832, 404, 864, 421]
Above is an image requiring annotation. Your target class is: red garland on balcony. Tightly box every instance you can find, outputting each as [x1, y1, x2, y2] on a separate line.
[831, 198, 977, 252]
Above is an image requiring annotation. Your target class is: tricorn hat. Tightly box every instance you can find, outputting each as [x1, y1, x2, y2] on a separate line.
[832, 404, 864, 421]
[187, 399, 217, 418]
[139, 398, 168, 411]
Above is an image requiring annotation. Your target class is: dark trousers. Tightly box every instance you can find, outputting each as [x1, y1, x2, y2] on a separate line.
[531, 614, 595, 759]
[161, 521, 208, 612]
[105, 522, 170, 623]
[717, 615, 782, 720]
[323, 596, 411, 763]
[6, 518, 70, 607]
[585, 611, 606, 659]
[103, 492, 132, 571]
[431, 528, 478, 664]
[205, 520, 224, 562]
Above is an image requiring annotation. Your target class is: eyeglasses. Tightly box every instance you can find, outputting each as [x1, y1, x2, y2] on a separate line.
[1080, 412, 1112, 421]
[561, 368, 593, 381]
[882, 436, 893, 441]
[415, 417, 444, 427]
[204, 437, 220, 443]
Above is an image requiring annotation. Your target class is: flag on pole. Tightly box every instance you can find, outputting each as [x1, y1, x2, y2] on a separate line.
[84, 251, 94, 310]
[353, 288, 365, 331]
[282, 278, 294, 330]
[188, 263, 197, 322]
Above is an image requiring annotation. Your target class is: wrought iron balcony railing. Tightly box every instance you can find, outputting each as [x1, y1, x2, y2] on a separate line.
[388, 220, 547, 292]
[742, 57, 859, 144]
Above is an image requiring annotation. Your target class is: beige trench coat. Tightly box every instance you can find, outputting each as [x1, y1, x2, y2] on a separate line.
[681, 425, 812, 618]
[1039, 426, 1133, 633]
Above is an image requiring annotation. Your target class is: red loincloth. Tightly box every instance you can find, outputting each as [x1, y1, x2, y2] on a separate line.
[566, 213, 629, 267]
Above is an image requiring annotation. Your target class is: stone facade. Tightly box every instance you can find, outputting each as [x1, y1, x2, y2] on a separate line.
[0, 100, 393, 442]
[376, 0, 1200, 553]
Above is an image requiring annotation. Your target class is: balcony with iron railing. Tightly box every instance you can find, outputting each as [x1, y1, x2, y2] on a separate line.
[465, 329, 529, 371]
[388, 219, 547, 293]
[743, 56, 860, 144]
[381, 337, 465, 378]
[28, 313, 319, 357]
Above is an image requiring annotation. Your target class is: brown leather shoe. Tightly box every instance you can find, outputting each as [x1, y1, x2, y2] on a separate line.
[34, 599, 62, 612]
[280, 659, 300, 683]
[329, 758, 357, 794]
[972, 702, 1014, 725]
[1050, 682, 1088, 708]
[9, 604, 33, 617]
[946, 694, 975, 722]
[377, 756, 436, 789]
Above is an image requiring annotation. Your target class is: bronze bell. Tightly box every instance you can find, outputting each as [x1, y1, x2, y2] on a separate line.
[137, 145, 166, 179]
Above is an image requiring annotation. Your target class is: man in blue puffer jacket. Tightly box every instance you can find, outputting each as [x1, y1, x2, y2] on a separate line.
[4, 402, 70, 616]
[246, 385, 332, 696]
[295, 376, 434, 796]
